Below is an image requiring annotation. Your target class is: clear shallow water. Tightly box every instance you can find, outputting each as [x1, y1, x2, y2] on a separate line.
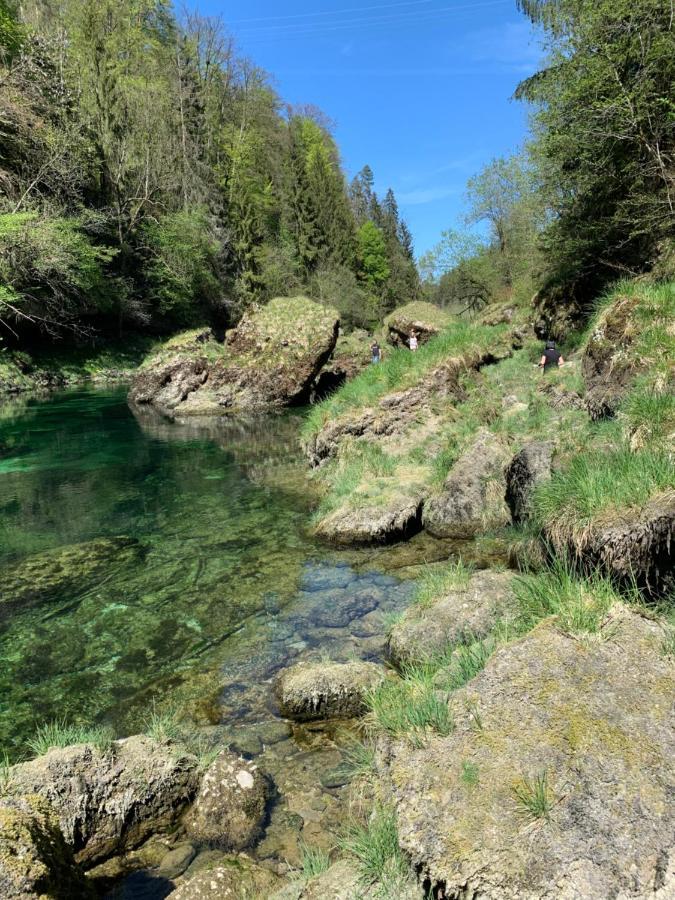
[0, 388, 416, 756]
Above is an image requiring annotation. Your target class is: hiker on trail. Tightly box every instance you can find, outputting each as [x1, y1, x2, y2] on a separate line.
[371, 341, 382, 364]
[539, 339, 564, 372]
[409, 330, 419, 351]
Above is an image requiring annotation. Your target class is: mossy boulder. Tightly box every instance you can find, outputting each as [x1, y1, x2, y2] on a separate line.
[0, 537, 143, 615]
[9, 736, 199, 866]
[379, 606, 675, 899]
[385, 302, 452, 348]
[504, 440, 556, 524]
[422, 428, 510, 538]
[274, 660, 387, 721]
[129, 297, 339, 416]
[0, 794, 92, 899]
[386, 571, 515, 669]
[184, 751, 268, 850]
[313, 487, 425, 546]
[167, 854, 283, 899]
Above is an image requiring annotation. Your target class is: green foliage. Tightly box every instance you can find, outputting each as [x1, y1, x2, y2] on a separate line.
[299, 843, 332, 881]
[460, 760, 480, 788]
[27, 719, 114, 757]
[142, 699, 182, 744]
[413, 559, 473, 609]
[356, 220, 391, 320]
[366, 667, 454, 747]
[340, 805, 407, 886]
[512, 770, 555, 821]
[0, 0, 22, 63]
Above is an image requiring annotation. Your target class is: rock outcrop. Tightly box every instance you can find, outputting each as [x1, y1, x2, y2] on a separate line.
[270, 859, 422, 900]
[168, 855, 282, 899]
[9, 737, 199, 866]
[0, 795, 92, 899]
[379, 606, 675, 899]
[422, 428, 510, 537]
[0, 537, 143, 615]
[129, 297, 339, 416]
[384, 302, 452, 348]
[504, 440, 555, 524]
[184, 751, 268, 850]
[386, 571, 515, 668]
[274, 660, 386, 721]
[313, 489, 424, 545]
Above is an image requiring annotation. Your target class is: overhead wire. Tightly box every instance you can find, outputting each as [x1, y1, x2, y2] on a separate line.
[227, 0, 437, 26]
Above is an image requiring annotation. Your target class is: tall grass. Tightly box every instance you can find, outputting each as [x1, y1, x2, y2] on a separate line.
[366, 674, 453, 748]
[413, 559, 473, 609]
[313, 441, 399, 517]
[299, 842, 332, 881]
[340, 805, 407, 885]
[143, 699, 182, 744]
[27, 719, 114, 757]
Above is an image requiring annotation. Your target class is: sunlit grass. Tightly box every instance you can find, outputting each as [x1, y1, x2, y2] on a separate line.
[27, 719, 114, 757]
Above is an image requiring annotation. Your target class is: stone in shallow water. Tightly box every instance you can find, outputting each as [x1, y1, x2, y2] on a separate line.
[157, 844, 196, 879]
[274, 660, 386, 721]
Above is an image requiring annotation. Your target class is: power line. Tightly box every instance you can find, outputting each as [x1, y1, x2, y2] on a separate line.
[228, 0, 436, 26]
[237, 0, 510, 39]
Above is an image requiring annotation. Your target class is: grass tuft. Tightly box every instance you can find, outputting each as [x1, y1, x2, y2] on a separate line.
[27, 719, 114, 757]
[299, 842, 332, 881]
[512, 770, 555, 821]
[340, 805, 407, 886]
[366, 674, 453, 748]
[460, 760, 480, 788]
[413, 559, 473, 610]
[143, 699, 182, 744]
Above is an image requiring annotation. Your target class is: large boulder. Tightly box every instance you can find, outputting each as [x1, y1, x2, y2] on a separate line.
[313, 330, 372, 400]
[184, 751, 268, 850]
[504, 440, 555, 524]
[0, 795, 92, 899]
[0, 537, 143, 615]
[379, 606, 675, 899]
[167, 855, 282, 899]
[129, 298, 339, 416]
[384, 302, 452, 348]
[422, 428, 510, 538]
[274, 660, 387, 721]
[313, 488, 424, 545]
[9, 737, 199, 866]
[386, 570, 515, 669]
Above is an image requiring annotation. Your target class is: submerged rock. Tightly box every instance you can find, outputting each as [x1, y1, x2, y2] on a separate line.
[504, 440, 555, 524]
[129, 297, 339, 416]
[422, 428, 510, 538]
[270, 858, 422, 899]
[0, 794, 92, 899]
[384, 302, 452, 347]
[9, 736, 199, 866]
[0, 537, 143, 615]
[184, 751, 268, 850]
[274, 660, 386, 721]
[167, 855, 282, 899]
[386, 570, 515, 668]
[380, 606, 675, 899]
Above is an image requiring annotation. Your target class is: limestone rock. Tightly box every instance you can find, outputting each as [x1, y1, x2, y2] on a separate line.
[313, 330, 371, 400]
[0, 794, 92, 899]
[184, 751, 268, 850]
[422, 428, 510, 538]
[314, 490, 424, 545]
[386, 570, 515, 668]
[270, 859, 422, 900]
[0, 537, 143, 613]
[384, 302, 452, 348]
[504, 440, 555, 524]
[274, 660, 386, 721]
[379, 606, 675, 899]
[10, 736, 199, 866]
[156, 843, 196, 879]
[167, 855, 282, 899]
[129, 298, 339, 416]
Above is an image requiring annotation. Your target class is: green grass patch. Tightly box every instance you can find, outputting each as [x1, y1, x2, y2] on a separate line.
[413, 558, 473, 609]
[299, 843, 332, 881]
[27, 719, 114, 757]
[143, 699, 182, 744]
[366, 673, 453, 748]
[340, 805, 407, 886]
[460, 760, 480, 788]
[512, 770, 555, 821]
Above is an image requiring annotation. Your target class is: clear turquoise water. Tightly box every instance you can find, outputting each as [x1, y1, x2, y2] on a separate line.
[0, 388, 414, 757]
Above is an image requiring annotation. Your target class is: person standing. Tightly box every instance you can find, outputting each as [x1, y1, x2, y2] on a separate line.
[371, 341, 382, 364]
[538, 340, 564, 371]
[409, 330, 419, 351]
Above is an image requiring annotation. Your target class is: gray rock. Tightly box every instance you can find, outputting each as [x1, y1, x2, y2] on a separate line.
[168, 855, 282, 899]
[9, 736, 199, 866]
[422, 428, 510, 538]
[386, 570, 515, 668]
[274, 660, 387, 721]
[313, 490, 424, 545]
[0, 794, 92, 899]
[184, 751, 268, 850]
[505, 440, 555, 524]
[269, 858, 422, 900]
[157, 843, 196, 879]
[380, 606, 675, 899]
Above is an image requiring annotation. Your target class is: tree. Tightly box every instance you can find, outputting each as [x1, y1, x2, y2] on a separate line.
[356, 220, 389, 292]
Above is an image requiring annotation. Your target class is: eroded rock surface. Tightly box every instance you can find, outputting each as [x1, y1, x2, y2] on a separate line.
[384, 302, 452, 347]
[270, 859, 422, 900]
[129, 297, 339, 416]
[313, 489, 424, 545]
[184, 751, 268, 850]
[423, 428, 510, 537]
[275, 660, 386, 721]
[504, 440, 555, 524]
[10, 737, 199, 866]
[0, 795, 92, 899]
[386, 570, 515, 668]
[168, 855, 282, 899]
[379, 607, 675, 899]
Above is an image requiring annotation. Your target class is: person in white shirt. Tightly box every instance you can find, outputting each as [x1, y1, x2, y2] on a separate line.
[409, 330, 419, 351]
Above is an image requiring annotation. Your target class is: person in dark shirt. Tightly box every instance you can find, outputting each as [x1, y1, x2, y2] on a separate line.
[539, 340, 564, 372]
[371, 341, 382, 364]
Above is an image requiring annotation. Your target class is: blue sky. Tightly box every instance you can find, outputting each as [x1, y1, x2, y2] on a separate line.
[186, 0, 543, 257]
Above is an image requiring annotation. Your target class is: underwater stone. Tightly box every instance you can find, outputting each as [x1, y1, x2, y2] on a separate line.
[275, 660, 386, 722]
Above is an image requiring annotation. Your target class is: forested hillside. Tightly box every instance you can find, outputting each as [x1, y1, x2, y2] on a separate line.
[0, 0, 418, 351]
